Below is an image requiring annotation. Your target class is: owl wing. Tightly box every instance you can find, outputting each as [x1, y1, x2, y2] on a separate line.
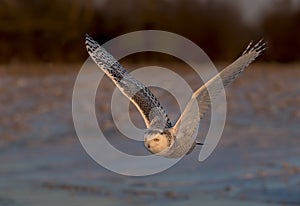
[173, 40, 266, 142]
[85, 34, 172, 129]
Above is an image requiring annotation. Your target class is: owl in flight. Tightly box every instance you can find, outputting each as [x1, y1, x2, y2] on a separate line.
[85, 34, 266, 158]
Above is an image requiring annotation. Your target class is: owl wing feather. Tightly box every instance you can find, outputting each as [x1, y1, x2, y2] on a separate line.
[85, 34, 172, 129]
[172, 40, 266, 146]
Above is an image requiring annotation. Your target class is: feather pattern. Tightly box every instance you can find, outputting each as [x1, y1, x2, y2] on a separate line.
[85, 34, 172, 129]
[85, 34, 266, 158]
[171, 40, 267, 154]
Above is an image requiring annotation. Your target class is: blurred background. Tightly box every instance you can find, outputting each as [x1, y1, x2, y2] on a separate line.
[0, 0, 300, 63]
[0, 0, 300, 205]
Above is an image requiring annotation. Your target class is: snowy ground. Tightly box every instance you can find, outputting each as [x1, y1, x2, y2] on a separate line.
[0, 63, 299, 205]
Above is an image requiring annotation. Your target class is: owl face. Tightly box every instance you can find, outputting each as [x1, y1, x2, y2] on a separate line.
[144, 129, 172, 154]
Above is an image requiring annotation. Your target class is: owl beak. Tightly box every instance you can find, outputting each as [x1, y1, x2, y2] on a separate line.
[144, 138, 150, 149]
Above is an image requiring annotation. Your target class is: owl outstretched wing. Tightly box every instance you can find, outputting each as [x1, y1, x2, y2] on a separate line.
[173, 40, 266, 142]
[85, 34, 172, 129]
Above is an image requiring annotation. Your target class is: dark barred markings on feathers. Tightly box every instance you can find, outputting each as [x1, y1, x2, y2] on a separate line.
[85, 34, 172, 129]
[131, 88, 172, 129]
[86, 34, 266, 158]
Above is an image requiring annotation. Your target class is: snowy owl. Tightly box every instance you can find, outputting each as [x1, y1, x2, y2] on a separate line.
[85, 34, 266, 158]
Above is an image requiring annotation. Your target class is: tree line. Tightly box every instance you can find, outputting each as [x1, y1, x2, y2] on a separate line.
[0, 0, 299, 63]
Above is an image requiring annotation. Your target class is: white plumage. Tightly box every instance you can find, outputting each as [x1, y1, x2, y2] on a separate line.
[85, 34, 266, 158]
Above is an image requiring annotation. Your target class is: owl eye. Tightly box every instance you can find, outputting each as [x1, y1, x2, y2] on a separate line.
[153, 138, 160, 142]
